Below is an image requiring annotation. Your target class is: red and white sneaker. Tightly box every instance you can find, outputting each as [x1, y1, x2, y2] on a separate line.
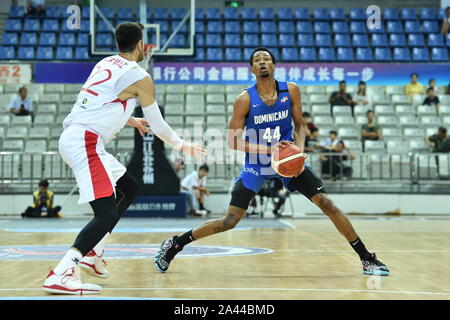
[43, 266, 101, 295]
[79, 250, 110, 279]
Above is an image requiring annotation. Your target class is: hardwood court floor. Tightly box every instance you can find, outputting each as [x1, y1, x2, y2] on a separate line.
[0, 216, 449, 300]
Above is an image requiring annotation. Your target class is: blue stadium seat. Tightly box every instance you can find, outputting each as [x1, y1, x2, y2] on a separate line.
[431, 47, 449, 61]
[20, 33, 37, 46]
[408, 34, 425, 46]
[59, 33, 76, 46]
[389, 34, 406, 46]
[2, 33, 18, 46]
[334, 34, 351, 47]
[241, 8, 257, 20]
[261, 21, 277, 33]
[404, 20, 421, 33]
[171, 34, 186, 48]
[46, 6, 62, 19]
[330, 8, 345, 20]
[259, 8, 274, 20]
[367, 22, 385, 34]
[243, 21, 259, 33]
[206, 48, 223, 61]
[206, 21, 223, 33]
[9, 6, 25, 18]
[261, 34, 277, 47]
[118, 8, 134, 19]
[315, 34, 332, 47]
[446, 34, 450, 46]
[412, 47, 429, 61]
[401, 8, 416, 20]
[170, 20, 188, 33]
[383, 8, 399, 20]
[299, 47, 316, 61]
[297, 34, 314, 47]
[296, 21, 312, 33]
[42, 19, 59, 32]
[153, 21, 169, 33]
[278, 21, 295, 34]
[195, 21, 205, 33]
[393, 47, 411, 61]
[36, 46, 54, 60]
[318, 47, 335, 61]
[75, 47, 89, 60]
[332, 21, 349, 34]
[195, 34, 205, 47]
[243, 48, 257, 60]
[171, 8, 187, 20]
[205, 34, 222, 47]
[17, 47, 35, 60]
[153, 8, 169, 20]
[194, 48, 205, 61]
[371, 34, 388, 47]
[422, 21, 439, 33]
[386, 21, 403, 33]
[195, 8, 205, 20]
[374, 47, 391, 61]
[349, 21, 367, 34]
[224, 8, 239, 20]
[39, 33, 56, 46]
[428, 33, 444, 47]
[23, 19, 40, 32]
[0, 46, 15, 59]
[205, 8, 221, 20]
[61, 19, 82, 32]
[56, 47, 73, 60]
[278, 8, 294, 20]
[224, 34, 240, 47]
[225, 48, 242, 61]
[355, 47, 373, 61]
[294, 8, 310, 20]
[314, 8, 329, 20]
[349, 8, 366, 20]
[352, 34, 369, 47]
[243, 34, 260, 47]
[95, 33, 113, 47]
[336, 47, 353, 61]
[420, 8, 438, 20]
[81, 6, 90, 19]
[281, 48, 299, 61]
[279, 34, 295, 47]
[76, 33, 89, 46]
[314, 22, 330, 33]
[5, 19, 21, 32]
[224, 21, 240, 33]
[438, 8, 446, 20]
[99, 7, 115, 19]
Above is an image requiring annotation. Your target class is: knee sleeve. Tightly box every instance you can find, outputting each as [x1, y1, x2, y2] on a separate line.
[229, 179, 256, 210]
[116, 171, 139, 203]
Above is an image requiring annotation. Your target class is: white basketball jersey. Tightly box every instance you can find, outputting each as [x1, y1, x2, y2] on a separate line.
[63, 54, 148, 143]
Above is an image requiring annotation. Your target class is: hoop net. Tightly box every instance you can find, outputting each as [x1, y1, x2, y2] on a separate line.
[138, 44, 157, 71]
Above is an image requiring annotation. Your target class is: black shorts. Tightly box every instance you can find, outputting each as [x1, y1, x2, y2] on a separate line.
[229, 166, 326, 210]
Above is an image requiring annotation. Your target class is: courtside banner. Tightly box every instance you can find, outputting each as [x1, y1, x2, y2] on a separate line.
[0, 64, 32, 83]
[34, 62, 450, 85]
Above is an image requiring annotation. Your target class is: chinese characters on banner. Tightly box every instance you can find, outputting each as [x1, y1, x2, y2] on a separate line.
[0, 64, 32, 83]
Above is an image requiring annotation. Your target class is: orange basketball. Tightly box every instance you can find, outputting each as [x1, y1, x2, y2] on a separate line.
[271, 142, 306, 178]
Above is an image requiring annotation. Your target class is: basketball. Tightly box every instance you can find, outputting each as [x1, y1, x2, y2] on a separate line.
[271, 142, 306, 178]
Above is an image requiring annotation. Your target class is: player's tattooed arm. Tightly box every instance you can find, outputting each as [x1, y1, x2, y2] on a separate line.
[288, 82, 307, 152]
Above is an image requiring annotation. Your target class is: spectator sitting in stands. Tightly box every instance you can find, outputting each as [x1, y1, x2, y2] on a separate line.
[321, 141, 356, 180]
[428, 78, 439, 95]
[441, 7, 450, 35]
[329, 80, 355, 116]
[305, 127, 324, 153]
[324, 130, 339, 150]
[26, 0, 46, 18]
[423, 87, 440, 112]
[21, 180, 62, 218]
[425, 127, 450, 153]
[354, 80, 371, 107]
[9, 87, 34, 118]
[181, 164, 210, 215]
[405, 73, 424, 102]
[302, 112, 318, 138]
[248, 178, 289, 218]
[361, 110, 382, 142]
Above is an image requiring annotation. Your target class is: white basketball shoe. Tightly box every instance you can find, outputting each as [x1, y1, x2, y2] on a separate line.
[43, 265, 101, 295]
[79, 250, 110, 279]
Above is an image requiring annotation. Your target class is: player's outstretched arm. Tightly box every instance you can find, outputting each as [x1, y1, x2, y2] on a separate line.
[288, 82, 307, 152]
[134, 76, 206, 160]
[227, 91, 274, 155]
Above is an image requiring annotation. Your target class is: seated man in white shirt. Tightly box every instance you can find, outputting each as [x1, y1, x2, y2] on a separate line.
[9, 87, 34, 117]
[181, 164, 210, 215]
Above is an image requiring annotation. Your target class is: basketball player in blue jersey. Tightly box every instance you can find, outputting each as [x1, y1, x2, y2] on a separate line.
[154, 48, 389, 276]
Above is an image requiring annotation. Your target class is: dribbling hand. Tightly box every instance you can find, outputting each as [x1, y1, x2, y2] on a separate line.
[127, 117, 150, 136]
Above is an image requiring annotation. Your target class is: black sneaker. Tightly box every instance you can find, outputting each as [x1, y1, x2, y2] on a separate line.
[361, 253, 389, 276]
[154, 236, 182, 273]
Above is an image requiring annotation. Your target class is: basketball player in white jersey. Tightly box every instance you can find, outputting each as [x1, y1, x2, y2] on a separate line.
[43, 22, 206, 294]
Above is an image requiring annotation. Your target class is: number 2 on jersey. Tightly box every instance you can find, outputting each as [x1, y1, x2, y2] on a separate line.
[262, 126, 281, 143]
[81, 66, 112, 97]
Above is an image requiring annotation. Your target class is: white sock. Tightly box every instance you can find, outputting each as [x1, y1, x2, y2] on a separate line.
[54, 248, 82, 275]
[92, 232, 110, 256]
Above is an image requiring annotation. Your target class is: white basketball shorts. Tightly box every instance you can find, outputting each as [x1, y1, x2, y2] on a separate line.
[59, 125, 126, 204]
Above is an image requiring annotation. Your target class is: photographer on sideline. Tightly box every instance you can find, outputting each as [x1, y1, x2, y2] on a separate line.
[21, 180, 62, 218]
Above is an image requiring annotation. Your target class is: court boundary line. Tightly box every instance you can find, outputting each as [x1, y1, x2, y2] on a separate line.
[279, 219, 296, 229]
